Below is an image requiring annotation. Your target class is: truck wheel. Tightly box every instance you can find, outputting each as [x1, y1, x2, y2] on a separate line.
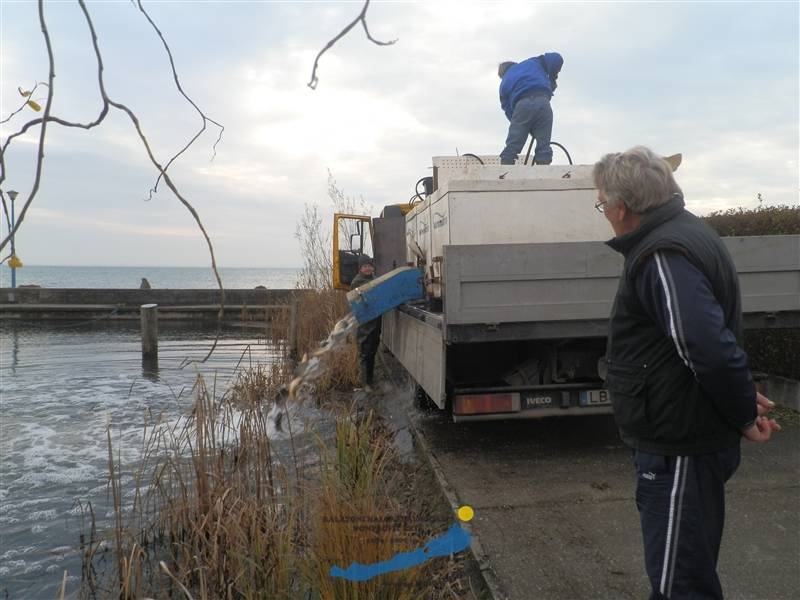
[413, 384, 436, 411]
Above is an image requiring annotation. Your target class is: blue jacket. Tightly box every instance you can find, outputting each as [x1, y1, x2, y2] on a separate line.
[499, 53, 563, 120]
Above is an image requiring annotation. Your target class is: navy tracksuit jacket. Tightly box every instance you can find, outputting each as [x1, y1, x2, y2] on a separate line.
[605, 197, 758, 599]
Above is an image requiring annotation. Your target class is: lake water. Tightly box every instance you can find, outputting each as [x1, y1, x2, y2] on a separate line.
[0, 320, 325, 599]
[0, 265, 300, 289]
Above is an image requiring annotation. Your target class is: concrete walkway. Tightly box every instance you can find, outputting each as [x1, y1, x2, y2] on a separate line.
[410, 408, 800, 600]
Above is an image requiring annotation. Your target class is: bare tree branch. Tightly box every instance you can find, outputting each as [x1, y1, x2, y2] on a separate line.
[307, 0, 397, 90]
[0, 3, 111, 185]
[0, 0, 58, 260]
[134, 0, 224, 200]
[0, 0, 109, 250]
[78, 0, 225, 363]
[0, 0, 225, 363]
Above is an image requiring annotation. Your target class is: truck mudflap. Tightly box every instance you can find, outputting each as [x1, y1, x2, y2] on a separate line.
[451, 383, 613, 422]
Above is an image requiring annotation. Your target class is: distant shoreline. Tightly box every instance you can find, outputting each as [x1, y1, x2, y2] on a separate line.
[0, 265, 301, 290]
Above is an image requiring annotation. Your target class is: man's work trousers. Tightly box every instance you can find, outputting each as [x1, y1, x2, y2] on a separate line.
[500, 93, 554, 165]
[356, 322, 381, 387]
[633, 445, 741, 600]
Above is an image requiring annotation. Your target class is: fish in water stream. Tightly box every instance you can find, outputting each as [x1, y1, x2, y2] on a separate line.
[271, 313, 358, 431]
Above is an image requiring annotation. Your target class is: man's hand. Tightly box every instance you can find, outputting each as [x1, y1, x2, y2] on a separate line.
[742, 415, 782, 443]
[756, 391, 775, 416]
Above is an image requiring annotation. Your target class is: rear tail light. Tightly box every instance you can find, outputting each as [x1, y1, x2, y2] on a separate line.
[453, 393, 519, 415]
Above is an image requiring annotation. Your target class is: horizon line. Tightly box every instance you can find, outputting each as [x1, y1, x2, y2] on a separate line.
[1, 264, 302, 270]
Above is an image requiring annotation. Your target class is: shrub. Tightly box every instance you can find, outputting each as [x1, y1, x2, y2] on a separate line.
[702, 204, 800, 236]
[703, 204, 799, 380]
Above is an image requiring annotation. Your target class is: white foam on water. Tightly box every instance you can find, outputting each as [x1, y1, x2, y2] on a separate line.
[0, 497, 52, 514]
[0, 516, 21, 525]
[0, 546, 37, 561]
[0, 560, 27, 576]
[65, 504, 91, 517]
[22, 560, 46, 575]
[27, 509, 58, 521]
[13, 465, 99, 488]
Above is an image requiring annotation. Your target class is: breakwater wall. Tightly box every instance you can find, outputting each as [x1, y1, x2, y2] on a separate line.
[0, 288, 295, 321]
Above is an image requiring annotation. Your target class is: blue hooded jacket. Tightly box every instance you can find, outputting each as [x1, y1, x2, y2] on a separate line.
[499, 53, 564, 120]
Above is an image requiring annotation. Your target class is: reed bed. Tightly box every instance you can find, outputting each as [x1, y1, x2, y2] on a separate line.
[75, 285, 474, 599]
[80, 379, 455, 599]
[80, 367, 300, 599]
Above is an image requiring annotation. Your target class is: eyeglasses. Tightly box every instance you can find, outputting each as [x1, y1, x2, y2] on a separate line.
[594, 199, 607, 213]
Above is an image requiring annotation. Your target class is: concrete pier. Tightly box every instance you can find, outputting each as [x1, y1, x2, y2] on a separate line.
[0, 288, 294, 321]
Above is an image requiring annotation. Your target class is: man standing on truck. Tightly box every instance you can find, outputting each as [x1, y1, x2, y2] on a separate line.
[498, 52, 563, 166]
[593, 146, 781, 600]
[350, 255, 381, 393]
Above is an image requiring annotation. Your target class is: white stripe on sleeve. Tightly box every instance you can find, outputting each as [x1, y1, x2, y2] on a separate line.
[654, 252, 693, 373]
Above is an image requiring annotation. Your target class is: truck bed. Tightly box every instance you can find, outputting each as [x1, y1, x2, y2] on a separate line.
[383, 234, 799, 415]
[441, 234, 800, 342]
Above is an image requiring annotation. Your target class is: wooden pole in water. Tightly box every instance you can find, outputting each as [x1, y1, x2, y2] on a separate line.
[141, 303, 158, 359]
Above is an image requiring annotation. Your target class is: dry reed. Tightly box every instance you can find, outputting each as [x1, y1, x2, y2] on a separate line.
[78, 174, 470, 597]
[271, 286, 361, 394]
[79, 299, 453, 599]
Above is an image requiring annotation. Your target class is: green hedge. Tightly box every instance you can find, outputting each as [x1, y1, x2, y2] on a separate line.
[703, 204, 800, 236]
[702, 204, 799, 380]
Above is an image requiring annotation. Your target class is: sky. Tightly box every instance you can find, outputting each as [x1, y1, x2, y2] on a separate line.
[0, 0, 798, 268]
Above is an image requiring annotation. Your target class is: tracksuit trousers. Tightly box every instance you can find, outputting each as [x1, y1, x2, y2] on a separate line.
[632, 445, 741, 600]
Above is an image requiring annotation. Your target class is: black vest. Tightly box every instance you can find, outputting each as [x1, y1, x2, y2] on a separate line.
[605, 196, 745, 455]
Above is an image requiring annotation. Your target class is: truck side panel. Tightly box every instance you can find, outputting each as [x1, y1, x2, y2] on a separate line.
[444, 241, 622, 326]
[444, 235, 800, 329]
[382, 309, 446, 408]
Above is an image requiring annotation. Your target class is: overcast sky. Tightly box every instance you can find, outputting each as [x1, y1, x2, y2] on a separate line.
[1, 0, 798, 267]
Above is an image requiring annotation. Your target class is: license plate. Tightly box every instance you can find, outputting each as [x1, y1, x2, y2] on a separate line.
[523, 394, 555, 409]
[579, 389, 611, 406]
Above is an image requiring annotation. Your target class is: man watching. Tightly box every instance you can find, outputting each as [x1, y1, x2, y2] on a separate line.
[350, 255, 381, 393]
[498, 52, 563, 166]
[593, 146, 780, 600]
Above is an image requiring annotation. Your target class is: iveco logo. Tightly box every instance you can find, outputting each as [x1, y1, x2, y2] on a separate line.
[529, 396, 552, 406]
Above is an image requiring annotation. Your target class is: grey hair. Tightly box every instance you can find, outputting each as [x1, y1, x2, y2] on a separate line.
[498, 61, 516, 78]
[592, 146, 682, 213]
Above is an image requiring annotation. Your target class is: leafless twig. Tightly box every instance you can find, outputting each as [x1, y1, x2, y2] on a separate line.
[307, 0, 397, 90]
[0, 0, 58, 261]
[0, 0, 224, 363]
[134, 0, 224, 200]
[0, 82, 48, 124]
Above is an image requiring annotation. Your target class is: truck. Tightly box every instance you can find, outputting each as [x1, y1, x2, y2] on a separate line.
[333, 154, 800, 422]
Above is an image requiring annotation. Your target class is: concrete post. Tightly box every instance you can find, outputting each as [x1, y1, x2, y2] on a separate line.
[141, 303, 158, 359]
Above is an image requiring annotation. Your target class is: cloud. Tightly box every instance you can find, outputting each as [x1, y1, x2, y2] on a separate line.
[1, 1, 797, 267]
[28, 207, 202, 238]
